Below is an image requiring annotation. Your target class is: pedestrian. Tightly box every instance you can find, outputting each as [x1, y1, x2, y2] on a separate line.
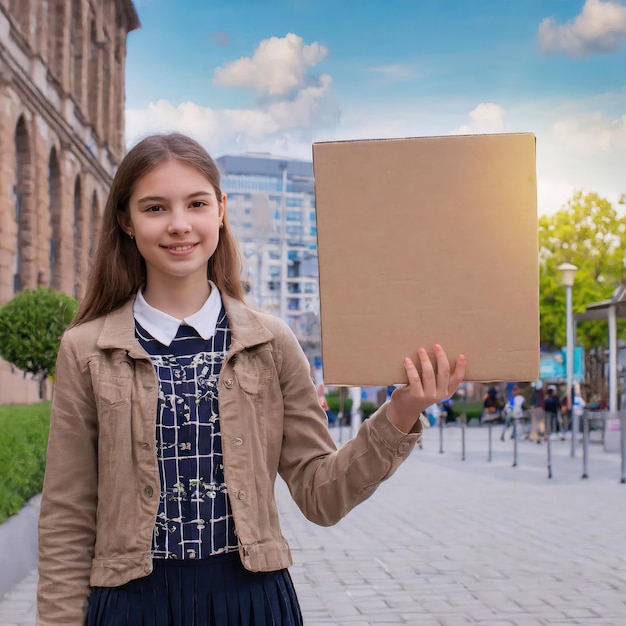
[544, 386, 564, 440]
[36, 132, 466, 626]
[481, 386, 501, 424]
[500, 384, 526, 441]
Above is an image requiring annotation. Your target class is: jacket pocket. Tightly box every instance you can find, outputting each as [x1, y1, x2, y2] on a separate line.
[92, 357, 134, 407]
[235, 366, 272, 395]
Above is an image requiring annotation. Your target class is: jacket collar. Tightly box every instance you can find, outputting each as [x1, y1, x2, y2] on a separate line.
[97, 293, 275, 358]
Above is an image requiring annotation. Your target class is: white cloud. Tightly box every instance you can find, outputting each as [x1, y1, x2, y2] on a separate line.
[453, 102, 507, 134]
[126, 89, 339, 160]
[126, 33, 340, 158]
[447, 101, 624, 215]
[538, 0, 626, 58]
[213, 33, 328, 97]
[537, 110, 626, 214]
[368, 64, 416, 82]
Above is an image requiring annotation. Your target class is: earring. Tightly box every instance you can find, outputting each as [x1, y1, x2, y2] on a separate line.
[219, 222, 224, 229]
[128, 232, 134, 240]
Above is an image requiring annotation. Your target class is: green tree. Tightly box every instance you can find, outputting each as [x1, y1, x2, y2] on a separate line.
[539, 191, 626, 350]
[0, 287, 78, 398]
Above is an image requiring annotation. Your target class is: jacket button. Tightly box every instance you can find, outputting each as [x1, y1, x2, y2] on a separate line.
[224, 379, 234, 389]
[236, 490, 247, 500]
[398, 443, 410, 455]
[144, 486, 154, 498]
[231, 437, 243, 446]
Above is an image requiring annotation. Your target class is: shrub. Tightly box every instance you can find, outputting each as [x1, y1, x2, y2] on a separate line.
[0, 287, 77, 398]
[0, 402, 51, 523]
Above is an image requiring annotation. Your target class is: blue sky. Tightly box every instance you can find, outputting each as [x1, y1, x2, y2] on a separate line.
[125, 0, 626, 216]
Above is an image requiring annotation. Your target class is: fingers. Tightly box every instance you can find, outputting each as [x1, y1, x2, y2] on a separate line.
[403, 356, 424, 396]
[405, 345, 466, 402]
[433, 344, 450, 398]
[448, 353, 467, 394]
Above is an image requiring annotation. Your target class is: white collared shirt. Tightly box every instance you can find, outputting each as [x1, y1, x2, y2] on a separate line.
[133, 280, 223, 346]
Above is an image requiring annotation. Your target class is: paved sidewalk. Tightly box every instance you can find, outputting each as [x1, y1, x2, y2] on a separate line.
[1, 424, 625, 625]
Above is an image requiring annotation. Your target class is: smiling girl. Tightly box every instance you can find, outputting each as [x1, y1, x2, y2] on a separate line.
[36, 133, 465, 626]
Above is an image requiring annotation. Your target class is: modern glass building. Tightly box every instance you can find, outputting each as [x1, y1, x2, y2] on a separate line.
[216, 153, 320, 352]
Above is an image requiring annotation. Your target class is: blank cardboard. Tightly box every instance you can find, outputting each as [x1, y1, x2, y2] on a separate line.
[312, 133, 539, 386]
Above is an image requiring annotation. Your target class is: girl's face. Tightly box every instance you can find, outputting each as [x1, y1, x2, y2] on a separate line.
[121, 159, 225, 290]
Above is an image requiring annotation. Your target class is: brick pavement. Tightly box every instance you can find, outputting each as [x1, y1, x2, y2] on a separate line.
[1, 424, 625, 625]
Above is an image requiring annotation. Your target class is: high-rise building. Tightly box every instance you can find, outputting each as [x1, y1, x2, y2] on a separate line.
[217, 153, 321, 355]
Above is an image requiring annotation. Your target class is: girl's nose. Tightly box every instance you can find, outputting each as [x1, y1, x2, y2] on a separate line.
[167, 209, 191, 234]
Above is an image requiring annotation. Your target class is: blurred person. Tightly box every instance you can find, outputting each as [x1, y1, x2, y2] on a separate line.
[501, 384, 526, 441]
[481, 386, 501, 424]
[545, 386, 564, 440]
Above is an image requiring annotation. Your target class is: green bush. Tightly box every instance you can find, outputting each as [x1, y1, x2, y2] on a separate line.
[0, 402, 51, 523]
[0, 287, 77, 398]
[325, 392, 378, 419]
[326, 391, 352, 414]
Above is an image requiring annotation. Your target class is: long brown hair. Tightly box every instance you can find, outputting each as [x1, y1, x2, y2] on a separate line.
[72, 133, 245, 327]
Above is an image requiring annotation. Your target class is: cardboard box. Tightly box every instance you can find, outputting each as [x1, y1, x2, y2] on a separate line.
[312, 133, 539, 386]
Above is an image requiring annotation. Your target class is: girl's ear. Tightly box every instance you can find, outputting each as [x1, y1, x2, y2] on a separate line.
[117, 211, 132, 234]
[219, 194, 227, 223]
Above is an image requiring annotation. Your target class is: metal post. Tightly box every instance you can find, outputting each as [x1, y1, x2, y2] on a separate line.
[512, 417, 518, 467]
[546, 409, 553, 478]
[582, 413, 589, 479]
[439, 414, 444, 454]
[621, 413, 626, 484]
[487, 423, 492, 462]
[565, 283, 576, 457]
[461, 421, 466, 461]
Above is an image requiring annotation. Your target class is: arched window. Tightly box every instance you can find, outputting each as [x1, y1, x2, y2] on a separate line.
[73, 175, 82, 297]
[89, 191, 99, 254]
[14, 117, 33, 294]
[48, 148, 62, 291]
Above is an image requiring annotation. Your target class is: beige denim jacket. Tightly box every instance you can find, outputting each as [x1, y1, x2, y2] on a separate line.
[36, 294, 423, 625]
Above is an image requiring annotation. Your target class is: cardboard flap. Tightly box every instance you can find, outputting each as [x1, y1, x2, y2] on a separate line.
[312, 133, 539, 386]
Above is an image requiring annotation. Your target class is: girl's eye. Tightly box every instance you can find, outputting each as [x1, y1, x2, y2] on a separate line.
[191, 201, 207, 208]
[146, 205, 164, 212]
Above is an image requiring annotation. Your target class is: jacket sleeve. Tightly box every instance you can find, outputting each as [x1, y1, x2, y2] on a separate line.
[276, 323, 423, 527]
[36, 331, 98, 626]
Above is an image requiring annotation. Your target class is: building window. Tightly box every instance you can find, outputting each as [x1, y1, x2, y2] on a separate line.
[49, 148, 62, 291]
[14, 116, 32, 294]
[73, 175, 82, 297]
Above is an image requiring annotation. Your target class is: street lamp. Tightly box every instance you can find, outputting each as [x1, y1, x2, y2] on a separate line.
[557, 262, 578, 457]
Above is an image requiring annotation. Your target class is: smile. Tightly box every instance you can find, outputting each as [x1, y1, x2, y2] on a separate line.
[162, 243, 197, 251]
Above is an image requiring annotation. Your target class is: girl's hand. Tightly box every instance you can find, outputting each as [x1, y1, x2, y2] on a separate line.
[387, 344, 466, 433]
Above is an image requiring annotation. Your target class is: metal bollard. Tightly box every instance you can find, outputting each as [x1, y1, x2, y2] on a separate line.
[582, 414, 590, 479]
[439, 415, 444, 454]
[512, 417, 519, 467]
[621, 414, 626, 484]
[546, 414, 553, 479]
[487, 423, 492, 462]
[461, 421, 466, 461]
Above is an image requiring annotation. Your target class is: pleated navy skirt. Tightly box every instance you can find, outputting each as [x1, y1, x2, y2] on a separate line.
[85, 552, 302, 626]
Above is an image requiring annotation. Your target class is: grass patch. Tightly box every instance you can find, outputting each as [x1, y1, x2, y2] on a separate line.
[0, 402, 50, 523]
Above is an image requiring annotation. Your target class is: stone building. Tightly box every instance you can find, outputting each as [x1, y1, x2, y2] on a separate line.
[0, 0, 139, 402]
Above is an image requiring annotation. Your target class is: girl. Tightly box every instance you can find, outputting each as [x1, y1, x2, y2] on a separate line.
[36, 133, 465, 626]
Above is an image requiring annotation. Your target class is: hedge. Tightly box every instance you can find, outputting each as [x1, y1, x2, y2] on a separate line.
[0, 402, 51, 524]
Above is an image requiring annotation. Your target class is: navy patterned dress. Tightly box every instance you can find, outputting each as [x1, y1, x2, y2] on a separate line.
[86, 307, 302, 626]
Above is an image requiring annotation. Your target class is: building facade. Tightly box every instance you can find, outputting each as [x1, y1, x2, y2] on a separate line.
[217, 153, 321, 354]
[0, 0, 138, 401]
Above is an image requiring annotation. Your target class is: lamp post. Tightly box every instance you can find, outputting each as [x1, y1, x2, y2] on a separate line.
[557, 262, 578, 457]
